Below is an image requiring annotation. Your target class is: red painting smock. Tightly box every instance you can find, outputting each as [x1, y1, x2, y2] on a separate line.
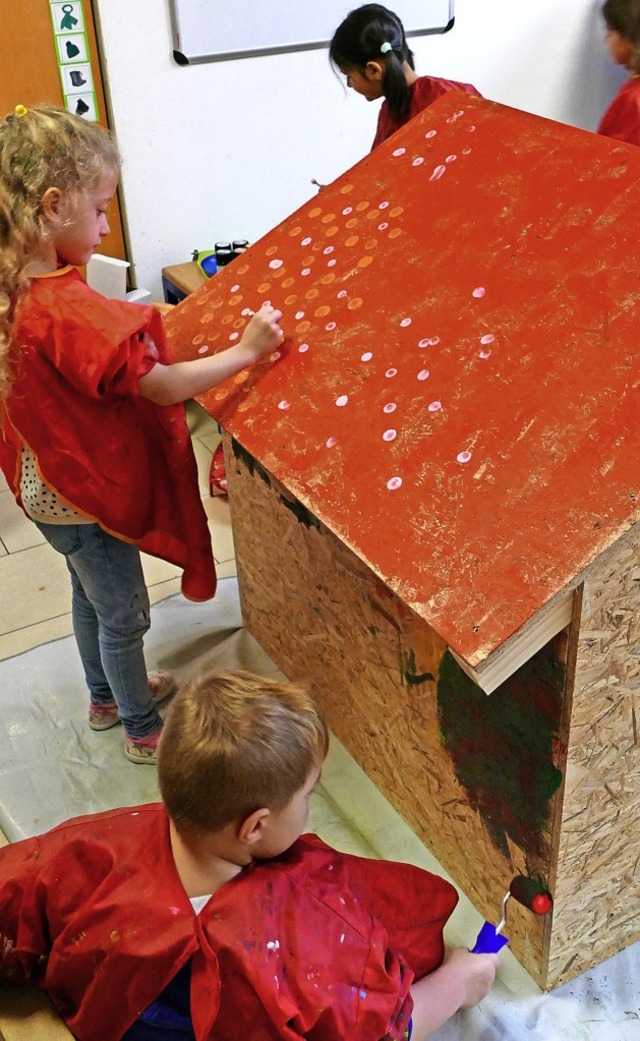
[0, 803, 458, 1041]
[597, 78, 640, 146]
[371, 74, 481, 149]
[0, 266, 216, 601]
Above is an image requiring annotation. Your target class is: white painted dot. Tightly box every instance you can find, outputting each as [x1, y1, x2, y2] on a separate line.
[472, 287, 486, 298]
[425, 129, 437, 139]
[342, 206, 353, 215]
[383, 429, 397, 442]
[480, 334, 495, 344]
[445, 154, 457, 163]
[392, 147, 406, 157]
[231, 284, 240, 292]
[361, 351, 373, 362]
[378, 222, 389, 231]
[337, 290, 347, 299]
[301, 268, 311, 276]
[479, 349, 492, 359]
[469, 125, 477, 133]
[229, 332, 239, 341]
[429, 165, 446, 182]
[327, 259, 336, 267]
[387, 477, 403, 490]
[278, 400, 291, 410]
[326, 436, 337, 448]
[270, 351, 281, 361]
[323, 246, 334, 254]
[295, 311, 305, 319]
[385, 368, 398, 378]
[241, 308, 253, 316]
[325, 321, 336, 331]
[429, 336, 441, 346]
[428, 401, 442, 412]
[301, 236, 312, 245]
[197, 345, 209, 355]
[379, 201, 389, 209]
[400, 317, 412, 327]
[418, 338, 430, 348]
[269, 259, 283, 270]
[462, 147, 472, 155]
[299, 343, 310, 353]
[417, 369, 430, 381]
[457, 451, 472, 464]
[412, 157, 425, 167]
[383, 402, 397, 414]
[336, 394, 349, 407]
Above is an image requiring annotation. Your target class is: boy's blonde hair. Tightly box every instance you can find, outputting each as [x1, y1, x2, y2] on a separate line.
[0, 106, 121, 400]
[158, 670, 329, 834]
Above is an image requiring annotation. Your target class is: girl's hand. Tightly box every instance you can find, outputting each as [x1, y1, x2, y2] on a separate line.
[443, 947, 500, 1008]
[238, 303, 284, 364]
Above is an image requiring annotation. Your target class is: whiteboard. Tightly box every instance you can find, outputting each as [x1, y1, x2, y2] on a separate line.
[169, 1, 455, 65]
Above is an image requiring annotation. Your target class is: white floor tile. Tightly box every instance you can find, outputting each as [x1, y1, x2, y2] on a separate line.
[0, 492, 46, 553]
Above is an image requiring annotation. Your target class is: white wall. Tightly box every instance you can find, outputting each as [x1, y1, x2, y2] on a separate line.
[94, 0, 625, 298]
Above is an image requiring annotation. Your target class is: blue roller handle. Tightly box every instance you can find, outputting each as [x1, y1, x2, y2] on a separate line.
[471, 921, 510, 954]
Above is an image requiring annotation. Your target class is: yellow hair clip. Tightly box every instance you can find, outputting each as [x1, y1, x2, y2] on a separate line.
[14, 104, 28, 118]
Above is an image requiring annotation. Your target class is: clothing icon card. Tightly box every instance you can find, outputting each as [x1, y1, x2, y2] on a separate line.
[61, 63, 94, 95]
[67, 94, 97, 121]
[55, 32, 88, 64]
[50, 3, 85, 35]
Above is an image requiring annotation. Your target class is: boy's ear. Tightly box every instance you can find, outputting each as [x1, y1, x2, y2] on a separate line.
[237, 807, 270, 846]
[40, 187, 63, 222]
[364, 60, 384, 80]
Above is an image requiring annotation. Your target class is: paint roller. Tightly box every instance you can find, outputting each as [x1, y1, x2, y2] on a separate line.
[471, 875, 553, 954]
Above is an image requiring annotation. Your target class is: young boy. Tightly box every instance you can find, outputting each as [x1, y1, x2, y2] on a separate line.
[0, 670, 498, 1040]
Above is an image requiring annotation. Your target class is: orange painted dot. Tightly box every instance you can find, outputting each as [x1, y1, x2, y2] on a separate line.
[237, 399, 252, 412]
[305, 288, 320, 300]
[312, 241, 323, 252]
[282, 277, 295, 288]
[192, 334, 205, 346]
[390, 206, 404, 218]
[271, 267, 285, 278]
[214, 388, 228, 401]
[367, 209, 380, 221]
[321, 213, 336, 224]
[258, 282, 271, 293]
[200, 313, 214, 324]
[266, 245, 279, 256]
[234, 371, 249, 385]
[302, 256, 315, 266]
[321, 273, 336, 285]
[356, 201, 369, 212]
[389, 228, 402, 239]
[357, 256, 373, 269]
[285, 294, 298, 305]
[340, 184, 354, 194]
[325, 226, 339, 237]
[346, 218, 358, 229]
[237, 264, 250, 275]
[296, 321, 311, 333]
[308, 206, 322, 218]
[365, 238, 377, 250]
[345, 235, 359, 247]
[221, 314, 233, 325]
[314, 305, 330, 318]
[233, 318, 245, 329]
[289, 225, 302, 236]
[348, 297, 363, 310]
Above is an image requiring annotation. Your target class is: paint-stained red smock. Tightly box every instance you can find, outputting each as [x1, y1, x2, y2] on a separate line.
[0, 267, 216, 601]
[372, 74, 481, 149]
[0, 803, 458, 1041]
[598, 78, 640, 146]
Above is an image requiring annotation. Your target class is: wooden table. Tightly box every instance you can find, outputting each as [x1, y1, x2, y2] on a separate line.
[165, 94, 640, 988]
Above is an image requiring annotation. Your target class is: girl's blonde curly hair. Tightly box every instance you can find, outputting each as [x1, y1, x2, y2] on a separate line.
[0, 106, 121, 400]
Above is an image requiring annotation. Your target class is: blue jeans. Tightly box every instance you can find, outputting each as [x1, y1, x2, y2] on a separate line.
[36, 522, 162, 740]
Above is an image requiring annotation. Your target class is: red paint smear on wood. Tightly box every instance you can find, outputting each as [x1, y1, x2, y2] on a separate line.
[165, 94, 640, 668]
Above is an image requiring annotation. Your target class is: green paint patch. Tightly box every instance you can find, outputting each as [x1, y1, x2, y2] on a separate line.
[278, 496, 321, 530]
[437, 646, 564, 858]
[402, 649, 435, 688]
[231, 438, 271, 486]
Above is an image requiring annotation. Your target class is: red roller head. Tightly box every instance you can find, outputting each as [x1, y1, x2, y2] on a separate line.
[509, 875, 553, 915]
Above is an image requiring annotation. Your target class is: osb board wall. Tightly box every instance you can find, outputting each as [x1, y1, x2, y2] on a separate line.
[226, 435, 573, 987]
[547, 520, 640, 985]
[165, 92, 640, 672]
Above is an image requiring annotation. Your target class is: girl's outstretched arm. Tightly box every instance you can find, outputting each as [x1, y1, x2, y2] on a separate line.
[408, 947, 499, 1040]
[138, 303, 283, 406]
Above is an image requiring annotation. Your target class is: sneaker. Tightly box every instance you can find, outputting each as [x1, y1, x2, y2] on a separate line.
[124, 726, 163, 765]
[88, 670, 177, 731]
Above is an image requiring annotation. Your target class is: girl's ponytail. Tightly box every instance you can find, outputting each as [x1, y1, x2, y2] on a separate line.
[330, 4, 415, 120]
